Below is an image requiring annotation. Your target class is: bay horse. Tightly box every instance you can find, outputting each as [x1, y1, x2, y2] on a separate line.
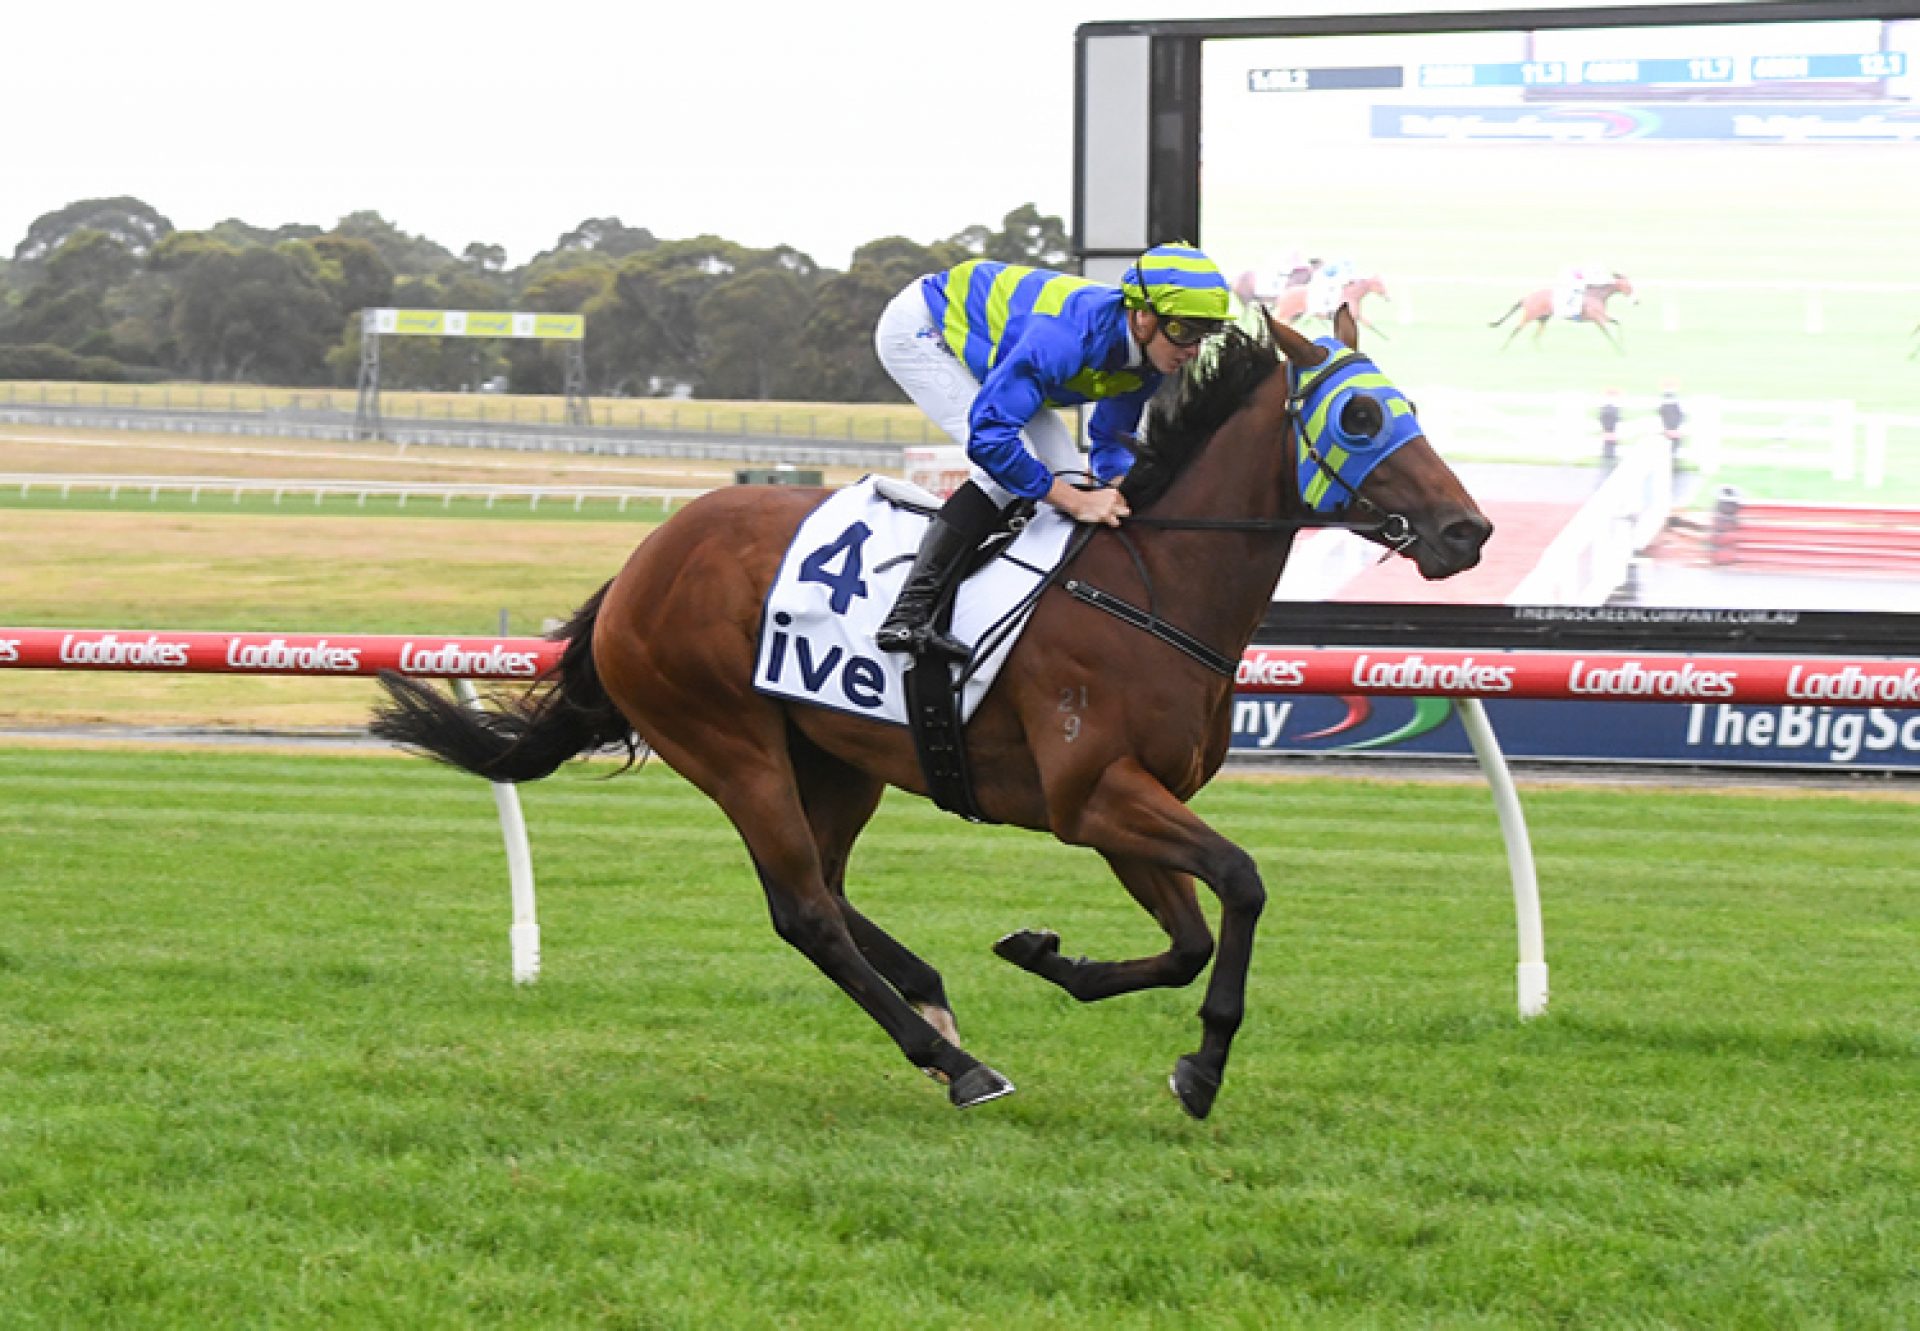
[1271, 276, 1392, 338]
[370, 308, 1491, 1120]
[1491, 275, 1635, 351]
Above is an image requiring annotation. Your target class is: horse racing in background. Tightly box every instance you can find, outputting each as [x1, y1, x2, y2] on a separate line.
[1233, 259, 1392, 340]
[1490, 272, 1637, 352]
[372, 306, 1491, 1120]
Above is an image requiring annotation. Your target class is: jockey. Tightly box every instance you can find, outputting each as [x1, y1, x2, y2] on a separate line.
[1305, 257, 1354, 319]
[1269, 249, 1313, 297]
[1555, 260, 1608, 320]
[871, 241, 1232, 659]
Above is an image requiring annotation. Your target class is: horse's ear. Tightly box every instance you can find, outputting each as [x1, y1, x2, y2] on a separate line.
[1333, 302, 1360, 350]
[1265, 311, 1328, 368]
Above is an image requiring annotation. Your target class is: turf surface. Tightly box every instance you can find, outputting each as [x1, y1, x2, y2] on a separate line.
[3, 747, 1915, 1327]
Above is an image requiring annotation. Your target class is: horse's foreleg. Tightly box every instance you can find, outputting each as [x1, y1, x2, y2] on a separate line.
[1062, 759, 1266, 1120]
[1596, 320, 1623, 354]
[994, 852, 1213, 1001]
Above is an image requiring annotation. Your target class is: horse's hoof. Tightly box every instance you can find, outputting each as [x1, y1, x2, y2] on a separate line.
[992, 928, 1060, 970]
[1169, 1055, 1221, 1120]
[949, 1064, 1015, 1109]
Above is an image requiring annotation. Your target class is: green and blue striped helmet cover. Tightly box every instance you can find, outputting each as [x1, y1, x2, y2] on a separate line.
[1120, 243, 1232, 321]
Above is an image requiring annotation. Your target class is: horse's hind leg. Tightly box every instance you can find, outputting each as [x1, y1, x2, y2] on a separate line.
[641, 716, 1008, 1106]
[729, 768, 1011, 1107]
[994, 853, 1213, 1002]
[793, 737, 961, 1050]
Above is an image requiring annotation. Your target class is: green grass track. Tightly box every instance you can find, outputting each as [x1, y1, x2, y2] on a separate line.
[3, 747, 1917, 1327]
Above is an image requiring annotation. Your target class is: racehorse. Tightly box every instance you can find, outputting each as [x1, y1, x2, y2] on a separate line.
[370, 308, 1491, 1120]
[1271, 276, 1392, 338]
[1490, 275, 1636, 352]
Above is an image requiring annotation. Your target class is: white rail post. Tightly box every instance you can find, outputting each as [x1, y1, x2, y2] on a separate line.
[1455, 697, 1548, 1018]
[1863, 417, 1887, 490]
[1831, 399, 1857, 483]
[451, 678, 541, 984]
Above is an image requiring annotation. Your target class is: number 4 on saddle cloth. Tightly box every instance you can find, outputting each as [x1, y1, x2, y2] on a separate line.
[753, 476, 1077, 814]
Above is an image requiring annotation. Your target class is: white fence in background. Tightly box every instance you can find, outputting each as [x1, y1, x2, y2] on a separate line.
[1, 473, 711, 513]
[1412, 389, 1898, 488]
[1508, 437, 1674, 606]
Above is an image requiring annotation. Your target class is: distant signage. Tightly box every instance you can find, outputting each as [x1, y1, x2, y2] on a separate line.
[1229, 694, 1920, 772]
[363, 309, 585, 340]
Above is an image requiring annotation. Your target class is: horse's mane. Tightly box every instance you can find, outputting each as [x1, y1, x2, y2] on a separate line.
[1120, 322, 1282, 512]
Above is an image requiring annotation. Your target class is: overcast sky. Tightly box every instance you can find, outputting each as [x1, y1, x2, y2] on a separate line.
[6, 0, 1755, 271]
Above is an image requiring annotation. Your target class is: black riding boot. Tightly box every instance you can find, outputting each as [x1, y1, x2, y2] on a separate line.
[875, 481, 1003, 660]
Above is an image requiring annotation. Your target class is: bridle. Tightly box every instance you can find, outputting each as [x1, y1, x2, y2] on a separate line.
[1049, 337, 1425, 679]
[1127, 344, 1420, 556]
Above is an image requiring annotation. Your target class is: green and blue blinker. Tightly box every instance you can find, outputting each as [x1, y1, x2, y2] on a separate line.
[1290, 336, 1422, 513]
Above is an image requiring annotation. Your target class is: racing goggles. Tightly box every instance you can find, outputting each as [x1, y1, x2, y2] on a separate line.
[1130, 271, 1224, 347]
[1157, 314, 1224, 347]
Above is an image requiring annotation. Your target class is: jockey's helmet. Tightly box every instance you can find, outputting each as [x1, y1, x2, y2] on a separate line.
[1122, 242, 1231, 344]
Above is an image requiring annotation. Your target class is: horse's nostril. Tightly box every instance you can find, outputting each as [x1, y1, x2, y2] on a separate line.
[1444, 516, 1492, 553]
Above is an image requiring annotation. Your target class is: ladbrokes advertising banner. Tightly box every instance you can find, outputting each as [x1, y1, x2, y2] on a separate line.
[1229, 647, 1920, 772]
[0, 629, 559, 679]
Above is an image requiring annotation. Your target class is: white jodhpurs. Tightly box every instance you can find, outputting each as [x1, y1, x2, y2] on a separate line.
[873, 279, 1080, 507]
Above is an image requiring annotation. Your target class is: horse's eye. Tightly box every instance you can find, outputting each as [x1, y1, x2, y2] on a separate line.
[1340, 394, 1386, 442]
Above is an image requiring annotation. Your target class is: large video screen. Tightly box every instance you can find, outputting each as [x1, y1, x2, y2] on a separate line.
[1192, 5, 1920, 616]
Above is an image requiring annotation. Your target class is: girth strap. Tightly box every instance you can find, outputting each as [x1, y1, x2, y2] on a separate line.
[1062, 579, 1237, 679]
[904, 657, 988, 822]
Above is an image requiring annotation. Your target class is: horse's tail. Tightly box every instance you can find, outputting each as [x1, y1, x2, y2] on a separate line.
[1489, 301, 1521, 328]
[369, 580, 639, 783]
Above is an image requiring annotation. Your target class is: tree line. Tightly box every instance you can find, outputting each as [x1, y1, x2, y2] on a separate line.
[0, 197, 1072, 402]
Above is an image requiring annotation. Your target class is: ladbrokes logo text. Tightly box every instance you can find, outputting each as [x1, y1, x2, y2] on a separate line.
[1235, 656, 1307, 689]
[1567, 658, 1736, 700]
[58, 633, 191, 667]
[1351, 653, 1515, 693]
[225, 638, 363, 672]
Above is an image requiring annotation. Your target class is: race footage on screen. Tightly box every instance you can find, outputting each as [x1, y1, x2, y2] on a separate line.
[1200, 13, 1919, 614]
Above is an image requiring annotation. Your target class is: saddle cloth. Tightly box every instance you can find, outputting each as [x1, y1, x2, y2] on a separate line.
[752, 476, 1077, 726]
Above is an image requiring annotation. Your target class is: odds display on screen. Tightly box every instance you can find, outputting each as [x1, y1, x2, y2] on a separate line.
[1413, 51, 1906, 89]
[1250, 51, 1907, 94]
